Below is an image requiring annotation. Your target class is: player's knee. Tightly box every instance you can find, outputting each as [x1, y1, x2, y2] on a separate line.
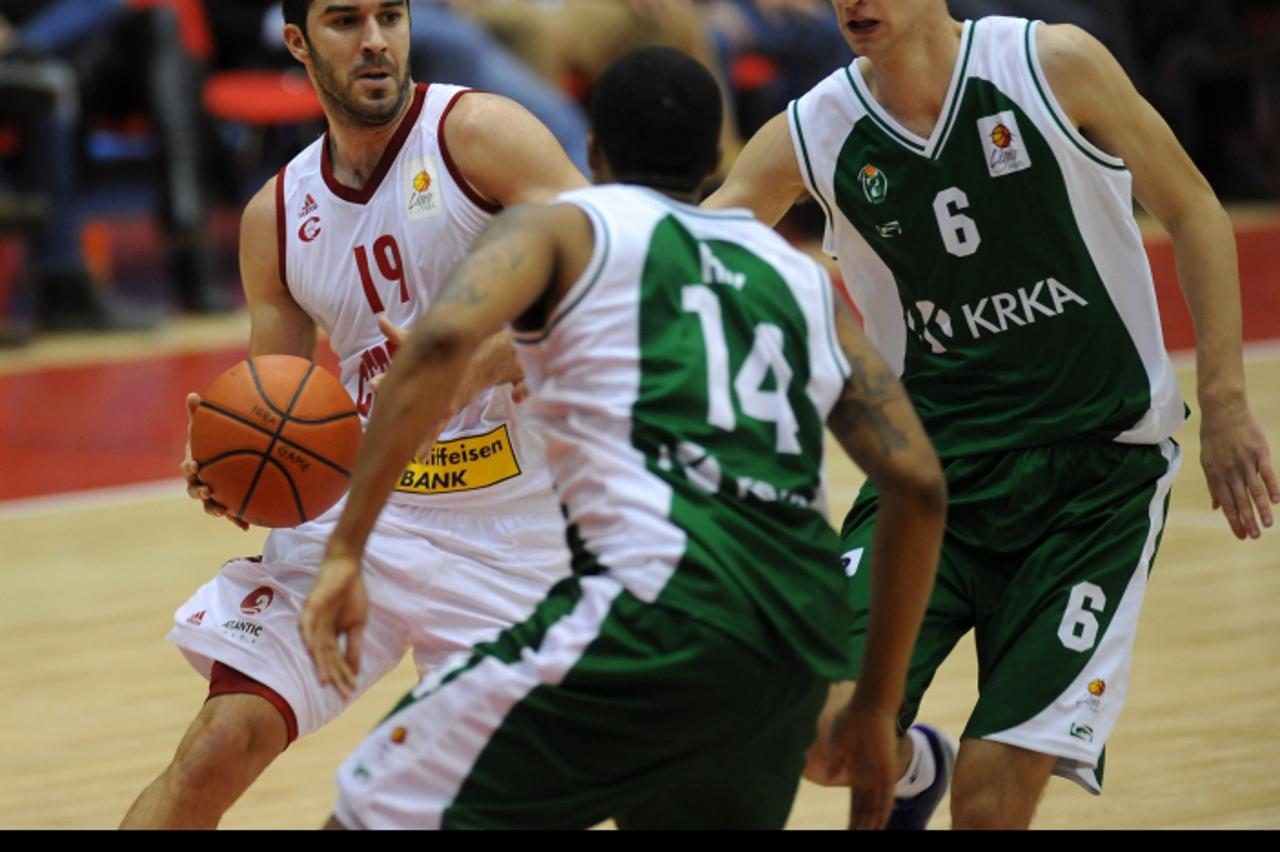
[949, 777, 1031, 830]
[168, 698, 287, 790]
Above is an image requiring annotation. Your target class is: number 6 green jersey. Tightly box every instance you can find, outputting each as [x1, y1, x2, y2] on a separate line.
[789, 15, 1186, 458]
[512, 184, 854, 679]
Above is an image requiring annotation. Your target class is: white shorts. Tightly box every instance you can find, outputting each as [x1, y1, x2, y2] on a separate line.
[166, 494, 570, 738]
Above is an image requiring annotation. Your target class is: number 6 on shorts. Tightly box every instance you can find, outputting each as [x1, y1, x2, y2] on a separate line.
[1057, 581, 1106, 652]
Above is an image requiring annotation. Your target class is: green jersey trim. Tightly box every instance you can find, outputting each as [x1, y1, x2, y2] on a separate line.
[511, 201, 612, 344]
[789, 100, 837, 230]
[843, 67, 925, 153]
[1023, 20, 1127, 172]
[840, 21, 976, 160]
[930, 22, 977, 161]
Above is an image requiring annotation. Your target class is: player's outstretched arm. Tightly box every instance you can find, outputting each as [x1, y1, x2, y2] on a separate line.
[824, 298, 945, 829]
[1039, 24, 1279, 539]
[443, 92, 589, 208]
[701, 110, 808, 225]
[302, 204, 590, 695]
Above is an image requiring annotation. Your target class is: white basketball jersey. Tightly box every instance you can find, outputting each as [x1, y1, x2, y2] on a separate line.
[277, 83, 553, 508]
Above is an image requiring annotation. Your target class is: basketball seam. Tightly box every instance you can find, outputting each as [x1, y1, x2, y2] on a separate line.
[286, 411, 361, 426]
[246, 362, 292, 420]
[197, 401, 355, 476]
[237, 360, 317, 522]
[261, 453, 308, 526]
[240, 361, 359, 423]
[197, 447, 352, 479]
[201, 450, 311, 525]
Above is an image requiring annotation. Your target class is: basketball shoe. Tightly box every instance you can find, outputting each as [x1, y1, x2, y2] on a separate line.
[887, 724, 959, 830]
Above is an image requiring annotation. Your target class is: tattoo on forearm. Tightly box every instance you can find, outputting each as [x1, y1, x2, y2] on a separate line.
[831, 353, 911, 454]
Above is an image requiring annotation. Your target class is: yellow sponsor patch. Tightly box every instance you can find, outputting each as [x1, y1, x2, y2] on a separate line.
[395, 424, 522, 495]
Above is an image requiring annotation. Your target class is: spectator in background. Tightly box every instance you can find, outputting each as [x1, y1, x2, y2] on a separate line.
[947, 0, 1145, 84]
[461, 0, 744, 167]
[701, 0, 851, 137]
[407, 1, 590, 173]
[204, 2, 590, 174]
[0, 6, 162, 332]
[0, 0, 229, 319]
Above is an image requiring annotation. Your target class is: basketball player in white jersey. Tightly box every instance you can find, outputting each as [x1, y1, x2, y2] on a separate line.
[706, 0, 1279, 830]
[121, 0, 587, 828]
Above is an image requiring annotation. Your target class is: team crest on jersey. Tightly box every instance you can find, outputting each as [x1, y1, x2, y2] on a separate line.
[858, 164, 888, 204]
[404, 154, 444, 221]
[977, 110, 1032, 177]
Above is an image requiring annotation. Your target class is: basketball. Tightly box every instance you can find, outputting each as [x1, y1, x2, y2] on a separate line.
[190, 355, 362, 528]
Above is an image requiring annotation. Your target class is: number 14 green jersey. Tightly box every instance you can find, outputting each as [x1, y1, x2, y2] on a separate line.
[789, 16, 1186, 458]
[512, 185, 854, 679]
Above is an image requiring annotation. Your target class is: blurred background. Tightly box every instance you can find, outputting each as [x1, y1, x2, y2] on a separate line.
[1, 0, 1278, 830]
[0, 0, 1277, 343]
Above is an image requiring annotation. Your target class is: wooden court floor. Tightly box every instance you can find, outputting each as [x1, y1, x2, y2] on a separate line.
[1, 339, 1279, 828]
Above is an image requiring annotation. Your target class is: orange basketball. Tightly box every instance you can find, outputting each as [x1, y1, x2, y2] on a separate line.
[190, 355, 362, 528]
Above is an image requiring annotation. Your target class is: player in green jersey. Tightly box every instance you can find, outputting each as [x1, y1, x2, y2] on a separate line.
[706, 0, 1279, 831]
[298, 46, 946, 829]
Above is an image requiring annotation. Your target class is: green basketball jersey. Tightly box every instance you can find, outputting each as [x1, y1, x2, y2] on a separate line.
[512, 184, 854, 679]
[789, 16, 1186, 458]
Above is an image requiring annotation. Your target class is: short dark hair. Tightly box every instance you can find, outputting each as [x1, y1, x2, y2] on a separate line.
[589, 47, 722, 194]
[283, 0, 313, 37]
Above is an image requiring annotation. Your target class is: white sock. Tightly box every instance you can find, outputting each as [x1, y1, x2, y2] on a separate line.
[894, 727, 937, 798]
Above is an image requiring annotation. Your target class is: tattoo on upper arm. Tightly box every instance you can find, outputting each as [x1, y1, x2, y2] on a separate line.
[830, 353, 911, 455]
[438, 276, 491, 308]
[437, 214, 531, 308]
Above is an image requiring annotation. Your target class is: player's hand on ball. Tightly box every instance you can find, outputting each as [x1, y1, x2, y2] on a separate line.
[182, 392, 249, 531]
[301, 553, 368, 698]
[828, 699, 897, 830]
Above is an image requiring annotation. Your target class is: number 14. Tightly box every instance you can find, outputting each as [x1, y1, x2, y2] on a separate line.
[681, 284, 801, 454]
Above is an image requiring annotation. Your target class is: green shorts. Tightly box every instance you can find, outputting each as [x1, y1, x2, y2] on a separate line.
[333, 573, 828, 829]
[843, 438, 1181, 793]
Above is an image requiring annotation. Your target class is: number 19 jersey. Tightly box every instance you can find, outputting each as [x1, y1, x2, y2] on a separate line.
[789, 16, 1186, 458]
[278, 82, 552, 508]
[513, 185, 855, 679]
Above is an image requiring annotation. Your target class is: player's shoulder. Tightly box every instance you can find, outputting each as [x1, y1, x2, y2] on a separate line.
[1033, 21, 1112, 77]
[440, 90, 528, 146]
[795, 62, 855, 110]
[1031, 21, 1128, 121]
[242, 175, 278, 233]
